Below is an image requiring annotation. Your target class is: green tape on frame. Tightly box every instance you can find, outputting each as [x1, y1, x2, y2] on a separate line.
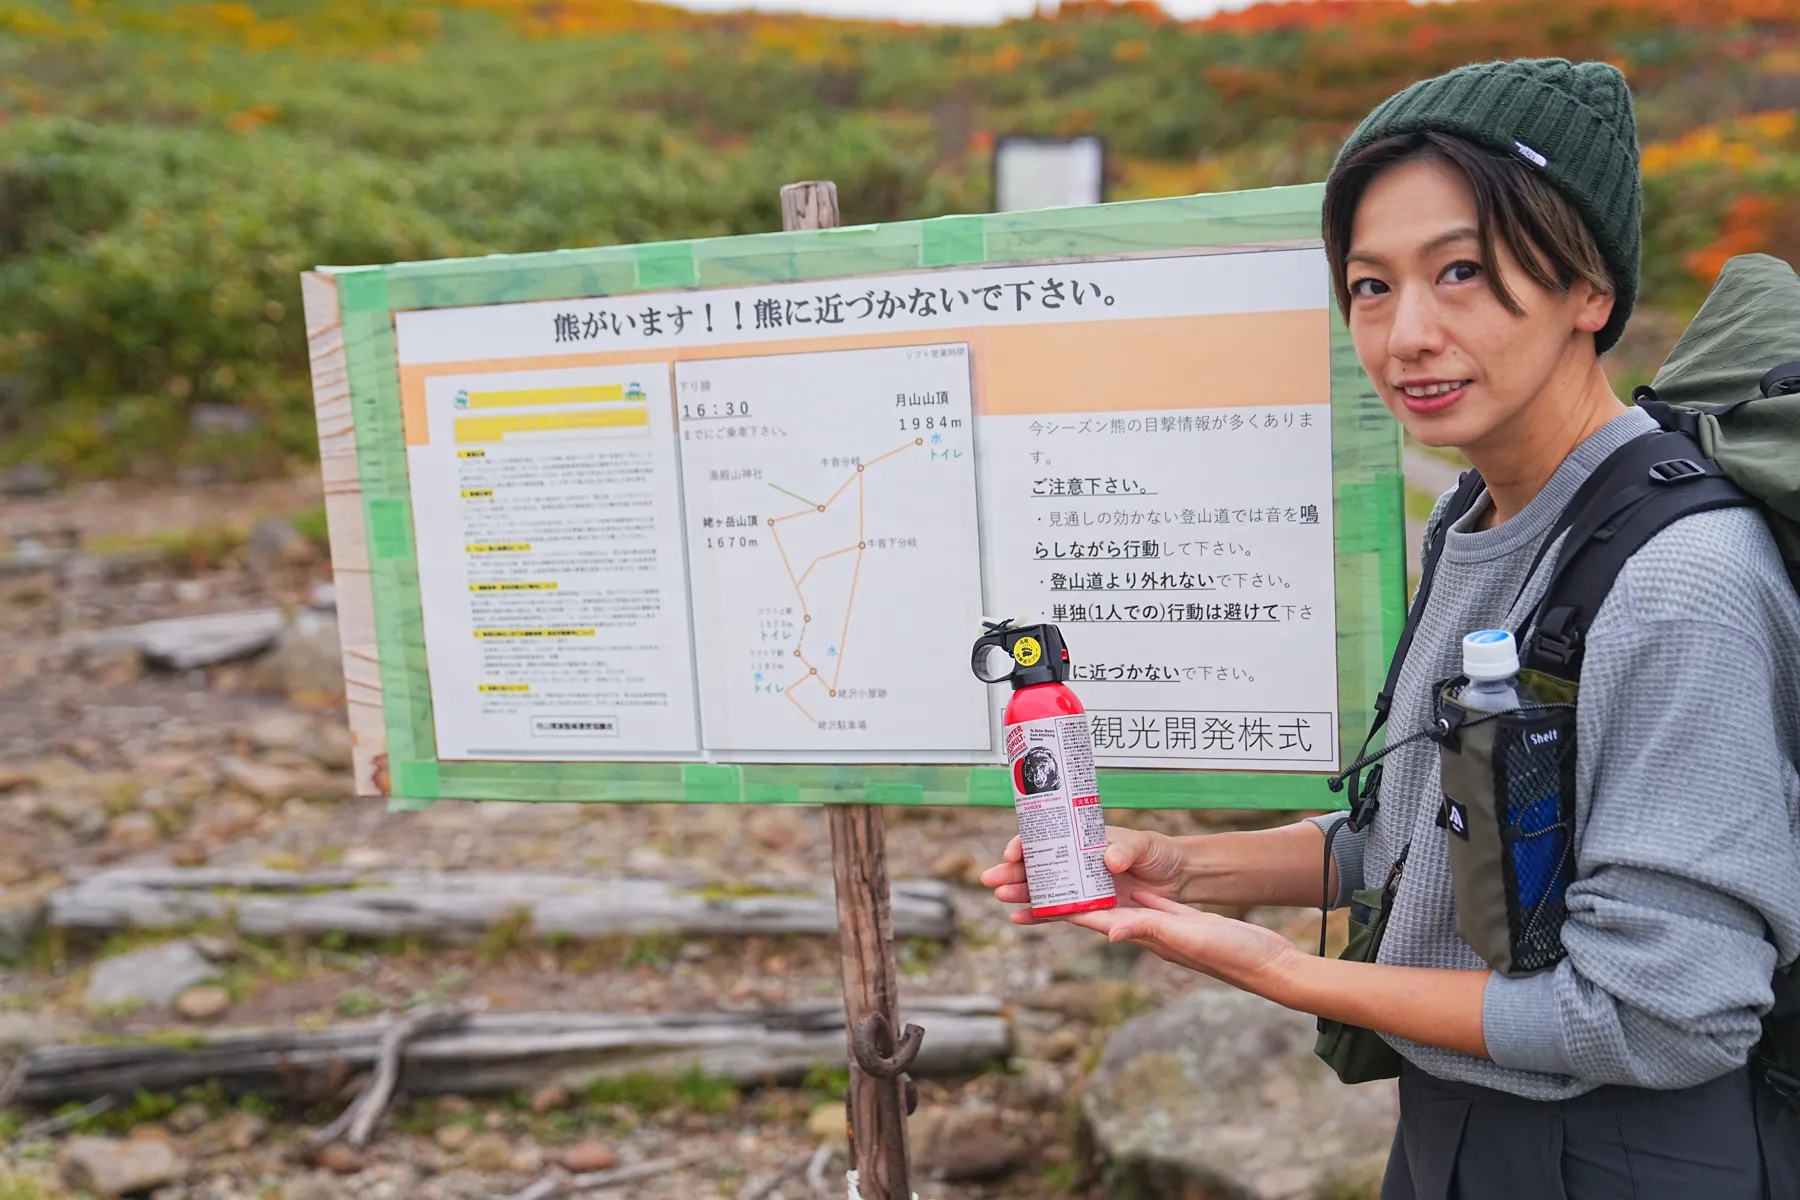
[328, 184, 1405, 810]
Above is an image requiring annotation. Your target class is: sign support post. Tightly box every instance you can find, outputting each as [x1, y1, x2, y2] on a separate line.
[781, 179, 921, 1200]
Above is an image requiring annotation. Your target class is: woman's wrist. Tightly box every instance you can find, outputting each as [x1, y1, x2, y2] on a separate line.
[1171, 832, 1253, 906]
[1170, 823, 1326, 909]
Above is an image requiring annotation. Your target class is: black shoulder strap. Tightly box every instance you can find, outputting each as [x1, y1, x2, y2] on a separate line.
[1375, 470, 1486, 735]
[1342, 469, 1486, 829]
[1519, 426, 1755, 677]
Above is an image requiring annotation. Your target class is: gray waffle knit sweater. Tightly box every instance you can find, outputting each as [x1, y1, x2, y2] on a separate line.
[1313, 406, 1800, 1100]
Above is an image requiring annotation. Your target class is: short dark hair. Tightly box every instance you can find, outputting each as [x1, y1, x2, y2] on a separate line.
[1322, 132, 1614, 331]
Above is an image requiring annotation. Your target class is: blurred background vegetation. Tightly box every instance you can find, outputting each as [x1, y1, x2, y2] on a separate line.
[2, 0, 1798, 481]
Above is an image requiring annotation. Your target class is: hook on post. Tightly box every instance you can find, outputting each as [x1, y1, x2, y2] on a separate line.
[850, 1011, 924, 1079]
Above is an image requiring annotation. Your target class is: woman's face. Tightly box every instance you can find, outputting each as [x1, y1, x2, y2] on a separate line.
[1344, 156, 1613, 451]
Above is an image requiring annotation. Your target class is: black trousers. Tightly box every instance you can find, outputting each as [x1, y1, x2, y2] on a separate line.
[1380, 1063, 1797, 1200]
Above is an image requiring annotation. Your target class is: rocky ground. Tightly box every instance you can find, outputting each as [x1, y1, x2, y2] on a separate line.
[0, 474, 1356, 1200]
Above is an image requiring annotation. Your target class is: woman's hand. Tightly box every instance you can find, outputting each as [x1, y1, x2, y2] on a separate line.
[978, 826, 1190, 926]
[1068, 891, 1302, 992]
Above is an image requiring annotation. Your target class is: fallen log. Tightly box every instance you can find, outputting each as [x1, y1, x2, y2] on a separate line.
[14, 997, 1009, 1106]
[48, 870, 957, 942]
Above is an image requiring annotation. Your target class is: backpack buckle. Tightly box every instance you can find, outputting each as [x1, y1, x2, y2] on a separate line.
[1753, 1054, 1800, 1108]
[1531, 608, 1582, 669]
[1759, 359, 1800, 398]
[1648, 458, 1705, 484]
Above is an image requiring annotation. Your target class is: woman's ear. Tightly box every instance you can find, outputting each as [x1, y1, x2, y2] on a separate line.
[1572, 281, 1616, 337]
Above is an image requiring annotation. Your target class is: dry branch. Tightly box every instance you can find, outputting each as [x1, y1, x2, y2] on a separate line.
[309, 1004, 471, 1149]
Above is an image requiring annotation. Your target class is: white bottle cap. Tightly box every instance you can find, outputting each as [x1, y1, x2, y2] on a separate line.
[1462, 629, 1519, 682]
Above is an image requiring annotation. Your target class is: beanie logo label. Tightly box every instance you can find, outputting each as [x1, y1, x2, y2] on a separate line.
[1514, 140, 1548, 169]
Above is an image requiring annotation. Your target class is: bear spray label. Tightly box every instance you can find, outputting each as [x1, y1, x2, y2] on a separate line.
[1008, 715, 1114, 911]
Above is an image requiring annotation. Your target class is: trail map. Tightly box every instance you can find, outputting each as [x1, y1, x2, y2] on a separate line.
[676, 344, 990, 754]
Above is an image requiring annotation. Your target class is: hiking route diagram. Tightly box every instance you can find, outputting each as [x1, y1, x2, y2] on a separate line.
[677, 344, 992, 755]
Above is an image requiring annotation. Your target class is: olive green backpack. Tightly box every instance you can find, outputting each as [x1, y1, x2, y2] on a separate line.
[1315, 252, 1800, 1092]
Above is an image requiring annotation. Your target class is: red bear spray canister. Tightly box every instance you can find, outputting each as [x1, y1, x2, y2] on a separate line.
[971, 619, 1116, 919]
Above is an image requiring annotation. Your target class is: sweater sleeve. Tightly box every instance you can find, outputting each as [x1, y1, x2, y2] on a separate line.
[1482, 520, 1800, 1087]
[1305, 813, 1366, 909]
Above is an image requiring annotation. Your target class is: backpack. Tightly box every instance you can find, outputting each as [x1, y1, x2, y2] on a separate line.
[1636, 254, 1800, 1108]
[1386, 252, 1800, 1101]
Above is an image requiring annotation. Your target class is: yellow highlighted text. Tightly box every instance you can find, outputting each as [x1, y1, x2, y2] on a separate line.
[466, 384, 624, 409]
[455, 406, 647, 445]
[474, 628, 595, 638]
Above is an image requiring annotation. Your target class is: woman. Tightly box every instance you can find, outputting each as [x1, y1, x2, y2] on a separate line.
[982, 58, 1800, 1198]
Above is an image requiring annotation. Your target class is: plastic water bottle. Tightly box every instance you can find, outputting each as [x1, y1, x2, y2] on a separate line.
[1460, 629, 1521, 713]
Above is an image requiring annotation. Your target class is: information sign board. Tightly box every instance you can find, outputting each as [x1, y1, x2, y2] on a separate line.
[301, 184, 1406, 810]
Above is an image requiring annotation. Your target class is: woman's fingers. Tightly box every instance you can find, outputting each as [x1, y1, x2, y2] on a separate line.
[1102, 827, 1166, 880]
[991, 882, 1032, 905]
[1071, 906, 1160, 945]
[978, 859, 1027, 889]
[1131, 890, 1195, 917]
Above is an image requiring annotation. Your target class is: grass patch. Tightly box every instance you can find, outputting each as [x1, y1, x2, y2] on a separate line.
[476, 907, 534, 966]
[336, 988, 381, 1017]
[0, 1166, 66, 1200]
[582, 1066, 738, 1115]
[799, 1063, 849, 1103]
[621, 932, 680, 971]
[677, 882, 808, 902]
[291, 505, 331, 555]
[897, 936, 945, 976]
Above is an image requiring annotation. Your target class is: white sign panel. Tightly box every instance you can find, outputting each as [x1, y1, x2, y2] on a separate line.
[395, 247, 1340, 771]
[994, 135, 1106, 212]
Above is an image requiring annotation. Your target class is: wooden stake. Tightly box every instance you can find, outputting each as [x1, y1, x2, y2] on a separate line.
[781, 179, 917, 1200]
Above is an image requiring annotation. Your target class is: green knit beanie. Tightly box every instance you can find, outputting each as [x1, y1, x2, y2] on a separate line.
[1333, 58, 1642, 354]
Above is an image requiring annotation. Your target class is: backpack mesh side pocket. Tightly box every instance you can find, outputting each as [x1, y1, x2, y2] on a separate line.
[1435, 680, 1578, 977]
[1494, 711, 1577, 973]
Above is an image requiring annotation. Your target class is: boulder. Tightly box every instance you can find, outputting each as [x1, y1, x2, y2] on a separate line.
[219, 756, 303, 802]
[558, 1141, 617, 1172]
[1083, 988, 1396, 1200]
[243, 611, 344, 708]
[0, 462, 55, 497]
[85, 939, 223, 1011]
[910, 1102, 1025, 1183]
[243, 711, 315, 754]
[247, 517, 316, 573]
[59, 1136, 185, 1197]
[316, 1143, 364, 1175]
[132, 610, 287, 672]
[174, 985, 231, 1022]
